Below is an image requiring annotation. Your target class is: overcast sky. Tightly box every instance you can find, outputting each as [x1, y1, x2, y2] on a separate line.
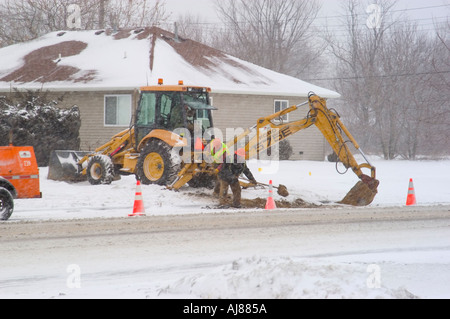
[164, 0, 449, 29]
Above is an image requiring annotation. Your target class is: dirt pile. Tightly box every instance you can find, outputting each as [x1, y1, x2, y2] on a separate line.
[193, 191, 321, 209]
[240, 197, 321, 209]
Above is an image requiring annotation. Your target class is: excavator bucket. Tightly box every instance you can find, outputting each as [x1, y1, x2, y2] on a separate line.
[47, 150, 89, 182]
[277, 184, 290, 198]
[340, 175, 380, 206]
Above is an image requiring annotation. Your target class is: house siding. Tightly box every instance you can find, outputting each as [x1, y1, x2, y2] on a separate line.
[211, 93, 327, 161]
[45, 90, 138, 151]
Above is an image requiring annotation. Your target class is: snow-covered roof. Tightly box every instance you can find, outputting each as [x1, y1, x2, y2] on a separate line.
[0, 27, 340, 98]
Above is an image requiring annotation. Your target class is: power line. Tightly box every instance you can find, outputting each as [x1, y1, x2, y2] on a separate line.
[393, 4, 450, 12]
[313, 4, 450, 20]
[311, 15, 449, 30]
[167, 4, 450, 31]
[305, 71, 450, 82]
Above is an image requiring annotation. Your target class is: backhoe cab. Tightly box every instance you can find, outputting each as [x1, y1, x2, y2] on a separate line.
[133, 83, 216, 186]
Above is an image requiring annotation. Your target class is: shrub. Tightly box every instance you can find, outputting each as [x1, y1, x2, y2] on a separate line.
[279, 139, 293, 160]
[0, 89, 81, 166]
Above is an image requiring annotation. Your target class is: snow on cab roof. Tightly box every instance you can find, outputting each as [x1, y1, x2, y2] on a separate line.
[0, 27, 340, 98]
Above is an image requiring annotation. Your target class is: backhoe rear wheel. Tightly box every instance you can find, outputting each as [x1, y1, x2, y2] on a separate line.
[137, 140, 181, 186]
[0, 187, 14, 221]
[87, 155, 115, 185]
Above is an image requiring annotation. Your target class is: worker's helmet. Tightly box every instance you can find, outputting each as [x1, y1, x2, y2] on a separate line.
[212, 138, 223, 152]
[236, 148, 246, 159]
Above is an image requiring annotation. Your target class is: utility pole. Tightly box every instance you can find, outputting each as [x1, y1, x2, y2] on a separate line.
[99, 0, 106, 29]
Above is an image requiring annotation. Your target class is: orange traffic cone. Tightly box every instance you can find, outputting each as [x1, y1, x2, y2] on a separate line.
[265, 180, 277, 210]
[129, 180, 146, 217]
[406, 178, 417, 206]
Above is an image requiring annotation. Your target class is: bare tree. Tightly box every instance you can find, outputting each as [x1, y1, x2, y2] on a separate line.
[213, 0, 324, 78]
[106, 0, 169, 29]
[0, 0, 169, 47]
[423, 18, 450, 157]
[173, 13, 209, 44]
[382, 23, 438, 159]
[0, 0, 99, 45]
[326, 0, 449, 159]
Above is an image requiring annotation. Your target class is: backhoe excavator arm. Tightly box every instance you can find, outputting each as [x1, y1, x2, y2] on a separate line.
[236, 93, 379, 205]
[307, 94, 377, 180]
[170, 93, 379, 206]
[306, 94, 379, 205]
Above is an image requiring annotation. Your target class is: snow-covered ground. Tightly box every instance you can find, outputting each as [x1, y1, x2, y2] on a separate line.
[2, 157, 450, 300]
[10, 156, 450, 220]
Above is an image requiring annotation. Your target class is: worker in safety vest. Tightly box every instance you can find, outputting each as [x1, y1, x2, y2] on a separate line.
[211, 138, 228, 196]
[210, 138, 228, 164]
[216, 148, 257, 208]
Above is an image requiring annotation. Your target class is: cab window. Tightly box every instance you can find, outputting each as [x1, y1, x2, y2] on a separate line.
[137, 92, 156, 126]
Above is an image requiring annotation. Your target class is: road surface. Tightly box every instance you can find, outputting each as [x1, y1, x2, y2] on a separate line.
[1, 205, 449, 299]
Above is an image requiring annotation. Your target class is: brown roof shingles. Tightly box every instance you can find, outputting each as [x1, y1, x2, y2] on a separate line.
[0, 27, 267, 86]
[0, 41, 96, 83]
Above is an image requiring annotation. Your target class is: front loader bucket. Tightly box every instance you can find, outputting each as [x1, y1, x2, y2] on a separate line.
[48, 150, 89, 182]
[339, 175, 380, 206]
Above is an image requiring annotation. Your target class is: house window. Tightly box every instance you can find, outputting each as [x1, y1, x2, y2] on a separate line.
[105, 95, 132, 126]
[274, 100, 289, 122]
[197, 95, 212, 120]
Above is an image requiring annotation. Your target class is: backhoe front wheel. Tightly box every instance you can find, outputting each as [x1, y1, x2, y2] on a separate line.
[87, 155, 115, 185]
[137, 140, 181, 186]
[0, 187, 14, 221]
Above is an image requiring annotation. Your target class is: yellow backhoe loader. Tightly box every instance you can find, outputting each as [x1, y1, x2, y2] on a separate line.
[48, 83, 379, 206]
[48, 81, 217, 187]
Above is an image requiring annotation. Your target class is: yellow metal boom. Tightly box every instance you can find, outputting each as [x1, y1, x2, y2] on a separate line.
[170, 93, 379, 206]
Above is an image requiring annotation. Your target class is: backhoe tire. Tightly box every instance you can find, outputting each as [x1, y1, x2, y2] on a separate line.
[0, 187, 14, 221]
[137, 140, 181, 186]
[87, 155, 115, 185]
